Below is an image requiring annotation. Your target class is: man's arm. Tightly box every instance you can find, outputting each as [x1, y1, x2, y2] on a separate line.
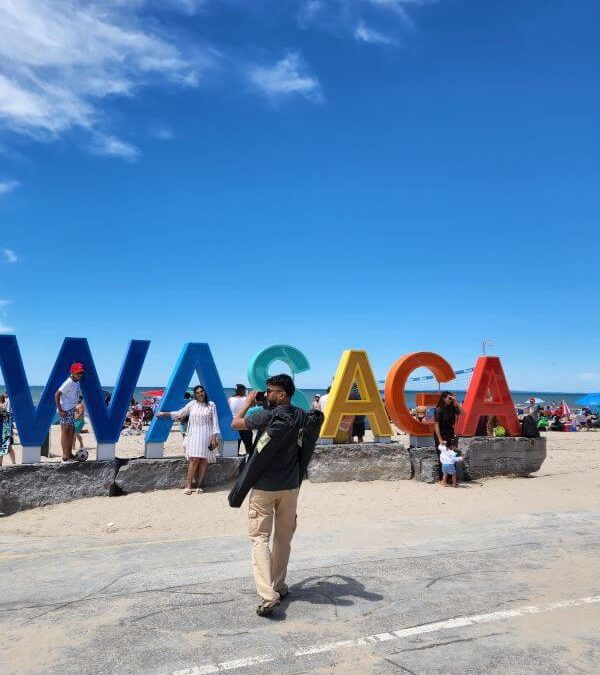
[231, 390, 258, 430]
[54, 389, 66, 417]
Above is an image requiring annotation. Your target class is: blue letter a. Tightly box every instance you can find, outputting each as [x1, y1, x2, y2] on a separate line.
[146, 343, 236, 446]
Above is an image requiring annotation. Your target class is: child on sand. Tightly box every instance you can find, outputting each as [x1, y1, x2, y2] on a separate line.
[128, 410, 143, 435]
[438, 437, 464, 487]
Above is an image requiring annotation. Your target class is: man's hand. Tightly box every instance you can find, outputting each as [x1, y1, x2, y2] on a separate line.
[246, 390, 258, 406]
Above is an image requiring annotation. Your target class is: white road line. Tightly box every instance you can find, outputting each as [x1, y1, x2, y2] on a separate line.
[171, 595, 600, 674]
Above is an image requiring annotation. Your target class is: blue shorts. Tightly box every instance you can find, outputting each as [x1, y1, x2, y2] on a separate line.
[441, 463, 456, 475]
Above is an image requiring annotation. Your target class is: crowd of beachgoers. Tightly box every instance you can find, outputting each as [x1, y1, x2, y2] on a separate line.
[1, 385, 599, 469]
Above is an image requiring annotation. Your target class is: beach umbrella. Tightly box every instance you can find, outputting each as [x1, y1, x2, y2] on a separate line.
[520, 397, 545, 406]
[576, 393, 600, 407]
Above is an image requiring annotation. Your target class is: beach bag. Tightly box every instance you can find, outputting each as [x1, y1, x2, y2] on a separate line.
[521, 415, 539, 438]
[298, 409, 324, 485]
[493, 425, 506, 437]
[207, 439, 218, 464]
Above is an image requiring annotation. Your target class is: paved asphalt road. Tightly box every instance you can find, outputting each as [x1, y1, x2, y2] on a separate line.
[1, 505, 599, 674]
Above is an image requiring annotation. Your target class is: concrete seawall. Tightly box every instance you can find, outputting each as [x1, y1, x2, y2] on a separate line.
[0, 436, 547, 514]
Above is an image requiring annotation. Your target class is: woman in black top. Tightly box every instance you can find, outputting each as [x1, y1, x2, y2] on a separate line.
[433, 391, 463, 447]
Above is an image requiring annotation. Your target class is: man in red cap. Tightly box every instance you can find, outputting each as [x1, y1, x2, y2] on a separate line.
[54, 363, 85, 462]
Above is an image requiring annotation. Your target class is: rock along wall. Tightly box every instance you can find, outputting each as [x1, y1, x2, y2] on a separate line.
[0, 462, 114, 516]
[458, 436, 546, 479]
[308, 442, 412, 483]
[114, 457, 243, 494]
[0, 457, 243, 515]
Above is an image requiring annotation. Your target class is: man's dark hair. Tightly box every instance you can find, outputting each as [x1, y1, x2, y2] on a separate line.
[267, 374, 295, 398]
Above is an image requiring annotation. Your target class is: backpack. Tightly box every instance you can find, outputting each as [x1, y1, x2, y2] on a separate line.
[228, 407, 324, 508]
[298, 409, 324, 485]
[521, 415, 540, 438]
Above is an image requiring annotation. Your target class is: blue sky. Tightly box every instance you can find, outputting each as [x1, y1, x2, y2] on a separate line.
[0, 0, 599, 391]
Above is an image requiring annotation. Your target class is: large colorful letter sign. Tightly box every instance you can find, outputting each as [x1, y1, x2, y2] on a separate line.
[145, 343, 237, 458]
[247, 344, 310, 410]
[0, 336, 149, 462]
[320, 350, 392, 440]
[457, 356, 520, 437]
[384, 352, 456, 437]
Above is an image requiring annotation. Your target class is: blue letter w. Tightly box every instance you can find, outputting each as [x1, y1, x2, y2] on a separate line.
[0, 336, 149, 448]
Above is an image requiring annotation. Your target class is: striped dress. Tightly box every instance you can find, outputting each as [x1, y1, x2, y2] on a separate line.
[170, 401, 220, 459]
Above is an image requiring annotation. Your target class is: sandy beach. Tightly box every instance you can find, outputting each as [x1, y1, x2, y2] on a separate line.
[3, 427, 599, 540]
[2, 428, 599, 674]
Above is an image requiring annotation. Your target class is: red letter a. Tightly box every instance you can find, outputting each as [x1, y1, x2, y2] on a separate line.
[458, 356, 520, 437]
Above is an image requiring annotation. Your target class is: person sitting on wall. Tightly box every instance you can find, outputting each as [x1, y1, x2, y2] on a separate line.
[54, 363, 85, 462]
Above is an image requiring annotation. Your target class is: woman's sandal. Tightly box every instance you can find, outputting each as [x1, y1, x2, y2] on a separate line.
[196, 488, 203, 494]
[183, 488, 192, 495]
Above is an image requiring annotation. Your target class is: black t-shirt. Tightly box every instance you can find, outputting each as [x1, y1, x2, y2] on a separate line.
[434, 404, 459, 439]
[245, 404, 303, 491]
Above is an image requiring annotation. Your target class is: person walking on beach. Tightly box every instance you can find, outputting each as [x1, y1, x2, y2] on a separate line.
[72, 396, 85, 452]
[55, 363, 85, 462]
[157, 385, 220, 495]
[229, 384, 252, 456]
[231, 374, 304, 617]
[433, 391, 463, 448]
[0, 394, 16, 466]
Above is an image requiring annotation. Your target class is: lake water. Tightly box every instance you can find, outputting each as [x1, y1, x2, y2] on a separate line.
[18, 386, 588, 409]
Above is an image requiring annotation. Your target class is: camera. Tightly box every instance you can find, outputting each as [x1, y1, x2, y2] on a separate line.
[255, 391, 266, 403]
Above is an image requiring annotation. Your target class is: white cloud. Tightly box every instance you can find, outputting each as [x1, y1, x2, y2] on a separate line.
[0, 180, 20, 195]
[149, 124, 175, 141]
[0, 322, 14, 334]
[0, 0, 206, 156]
[3, 249, 18, 264]
[248, 52, 322, 102]
[355, 22, 395, 45]
[298, 0, 324, 25]
[300, 0, 438, 40]
[92, 134, 141, 160]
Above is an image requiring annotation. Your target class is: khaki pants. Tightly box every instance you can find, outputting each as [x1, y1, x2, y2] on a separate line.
[248, 488, 298, 607]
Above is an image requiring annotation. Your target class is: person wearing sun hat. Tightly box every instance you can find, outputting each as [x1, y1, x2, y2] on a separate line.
[54, 363, 85, 462]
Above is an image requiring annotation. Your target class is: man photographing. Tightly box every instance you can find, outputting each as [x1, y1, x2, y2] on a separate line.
[231, 374, 304, 617]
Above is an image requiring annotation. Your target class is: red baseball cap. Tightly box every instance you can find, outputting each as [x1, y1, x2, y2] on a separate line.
[70, 362, 85, 374]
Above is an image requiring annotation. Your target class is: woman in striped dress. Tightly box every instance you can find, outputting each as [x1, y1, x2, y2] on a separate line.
[157, 385, 220, 495]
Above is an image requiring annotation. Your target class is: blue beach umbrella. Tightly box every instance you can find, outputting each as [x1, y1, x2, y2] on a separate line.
[575, 393, 600, 407]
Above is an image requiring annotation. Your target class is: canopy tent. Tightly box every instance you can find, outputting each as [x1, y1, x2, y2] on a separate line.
[575, 393, 600, 408]
[143, 389, 164, 398]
